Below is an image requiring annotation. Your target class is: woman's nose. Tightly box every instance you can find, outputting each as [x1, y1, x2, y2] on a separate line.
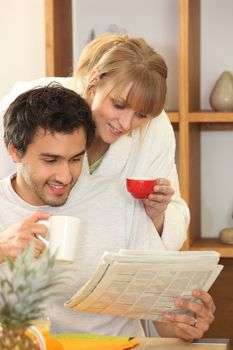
[118, 111, 134, 131]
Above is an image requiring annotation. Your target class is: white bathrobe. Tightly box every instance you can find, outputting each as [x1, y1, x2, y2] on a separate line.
[0, 77, 189, 250]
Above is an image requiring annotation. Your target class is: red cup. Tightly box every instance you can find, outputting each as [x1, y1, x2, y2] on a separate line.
[126, 177, 157, 199]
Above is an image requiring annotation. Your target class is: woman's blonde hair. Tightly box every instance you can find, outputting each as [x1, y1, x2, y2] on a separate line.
[73, 33, 167, 118]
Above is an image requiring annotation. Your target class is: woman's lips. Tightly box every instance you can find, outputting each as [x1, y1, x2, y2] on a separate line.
[108, 123, 122, 136]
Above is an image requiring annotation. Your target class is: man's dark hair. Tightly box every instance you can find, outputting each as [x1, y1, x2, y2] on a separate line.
[3, 82, 95, 156]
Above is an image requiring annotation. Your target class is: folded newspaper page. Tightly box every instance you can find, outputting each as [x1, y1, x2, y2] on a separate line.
[65, 250, 223, 321]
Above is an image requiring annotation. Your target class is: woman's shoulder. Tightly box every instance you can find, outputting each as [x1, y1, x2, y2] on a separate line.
[149, 110, 173, 129]
[0, 77, 74, 112]
[10, 76, 74, 94]
[137, 110, 174, 143]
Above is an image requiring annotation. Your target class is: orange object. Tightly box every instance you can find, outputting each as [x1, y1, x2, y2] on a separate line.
[44, 336, 64, 350]
[51, 338, 139, 350]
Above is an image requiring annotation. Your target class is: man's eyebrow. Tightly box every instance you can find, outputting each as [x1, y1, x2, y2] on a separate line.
[40, 150, 86, 158]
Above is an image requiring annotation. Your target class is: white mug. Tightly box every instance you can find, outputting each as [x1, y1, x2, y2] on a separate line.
[38, 215, 82, 263]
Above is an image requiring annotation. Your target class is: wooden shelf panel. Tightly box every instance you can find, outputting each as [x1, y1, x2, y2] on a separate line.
[167, 112, 179, 123]
[189, 238, 233, 258]
[189, 112, 233, 123]
[45, 0, 73, 76]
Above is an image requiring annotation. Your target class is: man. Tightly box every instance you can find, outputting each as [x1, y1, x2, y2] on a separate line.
[0, 84, 215, 340]
[0, 82, 95, 260]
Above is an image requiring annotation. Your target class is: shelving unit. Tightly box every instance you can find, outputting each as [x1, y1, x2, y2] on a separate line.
[178, 0, 233, 345]
[44, 0, 233, 345]
[177, 0, 233, 256]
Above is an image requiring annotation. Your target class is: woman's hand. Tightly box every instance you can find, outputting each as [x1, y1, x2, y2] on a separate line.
[0, 211, 50, 262]
[155, 290, 216, 341]
[143, 178, 175, 234]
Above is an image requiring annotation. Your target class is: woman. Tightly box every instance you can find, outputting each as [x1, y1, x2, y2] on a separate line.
[0, 33, 215, 340]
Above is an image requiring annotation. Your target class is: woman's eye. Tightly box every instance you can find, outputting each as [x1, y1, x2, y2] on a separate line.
[136, 112, 147, 119]
[114, 103, 125, 110]
[112, 99, 126, 110]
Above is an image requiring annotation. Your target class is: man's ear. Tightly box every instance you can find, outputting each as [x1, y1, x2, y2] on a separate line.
[7, 144, 21, 163]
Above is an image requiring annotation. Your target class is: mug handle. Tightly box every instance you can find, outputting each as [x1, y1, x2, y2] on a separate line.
[37, 220, 50, 247]
[28, 325, 46, 350]
[36, 234, 49, 247]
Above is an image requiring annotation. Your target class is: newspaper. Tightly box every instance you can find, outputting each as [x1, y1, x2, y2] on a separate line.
[65, 250, 223, 321]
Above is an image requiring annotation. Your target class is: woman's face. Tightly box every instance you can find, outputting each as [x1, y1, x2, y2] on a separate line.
[89, 83, 147, 144]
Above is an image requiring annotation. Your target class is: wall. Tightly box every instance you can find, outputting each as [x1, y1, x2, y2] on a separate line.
[0, 0, 45, 99]
[72, 0, 179, 111]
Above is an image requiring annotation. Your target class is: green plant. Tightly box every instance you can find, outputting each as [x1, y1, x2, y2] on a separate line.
[0, 244, 60, 349]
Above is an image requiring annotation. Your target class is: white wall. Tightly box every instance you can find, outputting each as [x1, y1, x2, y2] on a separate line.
[201, 0, 233, 110]
[0, 0, 45, 99]
[72, 0, 179, 111]
[200, 0, 233, 236]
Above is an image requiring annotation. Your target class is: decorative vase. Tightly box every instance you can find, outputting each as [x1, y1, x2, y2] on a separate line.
[209, 71, 233, 111]
[219, 227, 233, 244]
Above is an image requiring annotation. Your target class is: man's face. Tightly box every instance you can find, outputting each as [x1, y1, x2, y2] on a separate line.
[12, 128, 86, 206]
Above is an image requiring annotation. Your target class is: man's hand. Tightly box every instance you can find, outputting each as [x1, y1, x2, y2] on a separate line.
[0, 211, 51, 261]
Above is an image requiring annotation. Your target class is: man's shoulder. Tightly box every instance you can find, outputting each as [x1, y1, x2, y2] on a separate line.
[0, 176, 10, 192]
[0, 176, 16, 205]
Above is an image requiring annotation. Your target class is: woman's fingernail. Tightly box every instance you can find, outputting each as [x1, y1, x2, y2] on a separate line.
[164, 313, 172, 320]
[193, 290, 200, 297]
[176, 299, 183, 307]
